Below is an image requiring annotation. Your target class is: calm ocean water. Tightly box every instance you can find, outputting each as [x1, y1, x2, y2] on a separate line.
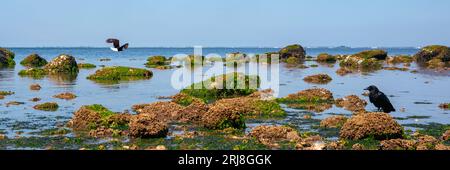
[1, 47, 449, 139]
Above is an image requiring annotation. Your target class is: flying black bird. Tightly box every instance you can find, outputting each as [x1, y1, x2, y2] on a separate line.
[106, 38, 129, 52]
[365, 85, 396, 113]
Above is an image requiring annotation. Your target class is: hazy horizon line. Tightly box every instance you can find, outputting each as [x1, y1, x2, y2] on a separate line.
[2, 46, 423, 49]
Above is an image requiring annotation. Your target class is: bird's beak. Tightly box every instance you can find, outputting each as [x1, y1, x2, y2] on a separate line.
[364, 88, 369, 90]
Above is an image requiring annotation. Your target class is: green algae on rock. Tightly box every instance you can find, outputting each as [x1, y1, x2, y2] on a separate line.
[18, 68, 47, 78]
[0, 47, 16, 68]
[44, 54, 79, 74]
[414, 45, 450, 69]
[87, 66, 153, 82]
[0, 91, 14, 96]
[171, 93, 205, 106]
[20, 53, 48, 67]
[77, 63, 96, 69]
[145, 56, 174, 69]
[338, 50, 386, 70]
[354, 49, 388, 60]
[303, 74, 332, 84]
[279, 44, 306, 61]
[414, 45, 449, 63]
[68, 104, 131, 132]
[33, 102, 59, 111]
[180, 72, 260, 103]
[339, 56, 382, 70]
[316, 53, 337, 63]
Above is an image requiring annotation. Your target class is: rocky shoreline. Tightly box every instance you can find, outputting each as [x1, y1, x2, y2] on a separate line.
[0, 44, 449, 150]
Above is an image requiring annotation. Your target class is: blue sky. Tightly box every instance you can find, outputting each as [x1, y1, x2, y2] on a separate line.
[1, 0, 450, 47]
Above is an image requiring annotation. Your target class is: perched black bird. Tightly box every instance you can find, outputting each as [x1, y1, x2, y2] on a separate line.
[106, 38, 129, 52]
[365, 85, 396, 113]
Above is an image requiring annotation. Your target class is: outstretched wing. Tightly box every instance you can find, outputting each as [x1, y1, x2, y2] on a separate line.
[106, 38, 120, 48]
[378, 92, 396, 113]
[121, 43, 129, 50]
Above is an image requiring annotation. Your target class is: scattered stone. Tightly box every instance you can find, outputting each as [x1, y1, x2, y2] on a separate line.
[355, 49, 388, 60]
[0, 47, 16, 67]
[335, 95, 367, 112]
[303, 74, 332, 84]
[386, 55, 413, 64]
[316, 53, 337, 63]
[249, 125, 301, 148]
[339, 56, 382, 70]
[68, 104, 130, 131]
[6, 101, 25, 107]
[338, 50, 386, 70]
[380, 139, 416, 150]
[20, 53, 48, 67]
[129, 114, 168, 138]
[414, 45, 449, 69]
[442, 130, 450, 141]
[171, 93, 204, 106]
[325, 141, 345, 150]
[340, 112, 404, 140]
[287, 103, 332, 113]
[383, 67, 409, 71]
[30, 84, 41, 91]
[435, 144, 450, 150]
[44, 54, 79, 74]
[30, 97, 41, 102]
[33, 102, 59, 111]
[439, 103, 450, 110]
[0, 91, 14, 96]
[296, 135, 325, 150]
[137, 101, 184, 122]
[146, 145, 167, 150]
[53, 92, 77, 100]
[416, 135, 440, 150]
[18, 68, 47, 78]
[77, 63, 96, 69]
[279, 44, 306, 61]
[280, 88, 334, 103]
[320, 115, 348, 128]
[336, 67, 353, 76]
[145, 56, 173, 69]
[88, 126, 125, 138]
[87, 66, 153, 81]
[201, 99, 246, 130]
[352, 143, 364, 150]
